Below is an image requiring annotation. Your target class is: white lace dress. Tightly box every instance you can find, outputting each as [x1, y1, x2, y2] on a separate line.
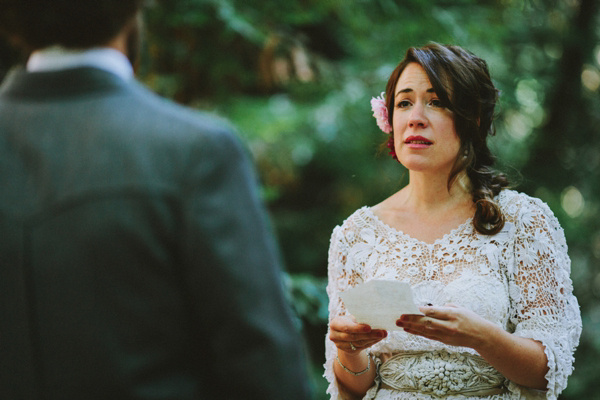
[324, 190, 581, 400]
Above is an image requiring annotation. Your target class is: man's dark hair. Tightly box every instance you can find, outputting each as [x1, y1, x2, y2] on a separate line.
[0, 0, 144, 50]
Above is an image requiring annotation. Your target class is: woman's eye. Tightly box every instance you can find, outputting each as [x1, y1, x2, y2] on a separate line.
[430, 99, 443, 108]
[397, 100, 411, 108]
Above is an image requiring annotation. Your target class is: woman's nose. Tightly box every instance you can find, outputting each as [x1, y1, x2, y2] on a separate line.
[408, 103, 427, 128]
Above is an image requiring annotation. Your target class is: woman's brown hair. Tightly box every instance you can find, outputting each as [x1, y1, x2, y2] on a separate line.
[384, 43, 508, 235]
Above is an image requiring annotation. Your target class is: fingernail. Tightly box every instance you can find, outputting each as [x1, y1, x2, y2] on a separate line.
[396, 320, 404, 327]
[362, 326, 372, 333]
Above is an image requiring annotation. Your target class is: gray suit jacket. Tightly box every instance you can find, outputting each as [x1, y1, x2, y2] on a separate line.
[0, 67, 311, 399]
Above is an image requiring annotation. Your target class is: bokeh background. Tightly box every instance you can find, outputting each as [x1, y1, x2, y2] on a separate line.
[2, 0, 599, 398]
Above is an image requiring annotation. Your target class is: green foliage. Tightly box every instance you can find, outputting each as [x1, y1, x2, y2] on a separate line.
[138, 1, 600, 397]
[284, 273, 329, 327]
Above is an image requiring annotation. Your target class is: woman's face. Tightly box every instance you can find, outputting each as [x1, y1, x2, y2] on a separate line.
[392, 62, 461, 176]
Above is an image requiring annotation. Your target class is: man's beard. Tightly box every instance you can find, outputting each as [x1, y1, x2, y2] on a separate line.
[126, 13, 143, 72]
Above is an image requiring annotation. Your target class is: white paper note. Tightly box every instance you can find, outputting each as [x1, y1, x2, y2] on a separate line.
[339, 280, 423, 331]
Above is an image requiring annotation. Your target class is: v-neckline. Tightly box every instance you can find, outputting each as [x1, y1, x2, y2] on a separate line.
[361, 206, 473, 247]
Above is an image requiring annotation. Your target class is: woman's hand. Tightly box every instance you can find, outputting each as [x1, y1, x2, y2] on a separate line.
[329, 315, 387, 354]
[396, 304, 494, 349]
[330, 315, 387, 397]
[397, 304, 550, 390]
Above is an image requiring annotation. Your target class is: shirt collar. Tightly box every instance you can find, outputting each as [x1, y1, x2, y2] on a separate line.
[27, 46, 134, 81]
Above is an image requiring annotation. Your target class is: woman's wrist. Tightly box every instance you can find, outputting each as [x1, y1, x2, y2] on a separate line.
[471, 319, 506, 354]
[336, 353, 371, 376]
[337, 348, 370, 369]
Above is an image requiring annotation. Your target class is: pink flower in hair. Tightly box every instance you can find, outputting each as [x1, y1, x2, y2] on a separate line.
[370, 92, 392, 134]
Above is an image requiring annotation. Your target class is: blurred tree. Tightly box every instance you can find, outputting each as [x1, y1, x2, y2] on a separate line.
[515, 0, 600, 397]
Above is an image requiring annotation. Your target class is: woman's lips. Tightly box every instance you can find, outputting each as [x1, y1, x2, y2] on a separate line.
[404, 136, 433, 148]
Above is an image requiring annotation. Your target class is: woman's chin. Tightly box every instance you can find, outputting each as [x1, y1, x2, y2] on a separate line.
[399, 160, 435, 173]
[398, 155, 456, 175]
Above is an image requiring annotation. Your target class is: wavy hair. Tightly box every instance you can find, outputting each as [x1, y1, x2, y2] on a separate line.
[384, 43, 509, 235]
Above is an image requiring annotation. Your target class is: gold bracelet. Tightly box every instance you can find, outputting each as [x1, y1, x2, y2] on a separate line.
[336, 354, 371, 376]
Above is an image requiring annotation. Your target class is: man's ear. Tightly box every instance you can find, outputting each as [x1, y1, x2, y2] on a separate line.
[126, 12, 144, 72]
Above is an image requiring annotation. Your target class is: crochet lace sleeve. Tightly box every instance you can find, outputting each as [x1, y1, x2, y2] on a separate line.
[323, 224, 364, 400]
[506, 198, 582, 399]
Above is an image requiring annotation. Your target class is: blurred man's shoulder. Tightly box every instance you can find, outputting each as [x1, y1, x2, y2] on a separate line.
[125, 81, 239, 145]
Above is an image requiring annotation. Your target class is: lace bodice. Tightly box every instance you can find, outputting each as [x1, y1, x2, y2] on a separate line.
[324, 190, 581, 400]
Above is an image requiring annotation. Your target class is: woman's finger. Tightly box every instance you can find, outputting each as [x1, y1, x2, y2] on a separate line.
[418, 306, 456, 320]
[403, 326, 442, 342]
[352, 332, 387, 347]
[329, 315, 388, 354]
[329, 329, 387, 343]
[329, 332, 365, 343]
[330, 315, 372, 334]
[334, 335, 387, 353]
[397, 313, 449, 334]
[354, 337, 386, 348]
[401, 315, 449, 337]
[396, 314, 428, 327]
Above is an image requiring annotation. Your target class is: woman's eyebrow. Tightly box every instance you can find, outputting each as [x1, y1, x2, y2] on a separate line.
[395, 87, 436, 96]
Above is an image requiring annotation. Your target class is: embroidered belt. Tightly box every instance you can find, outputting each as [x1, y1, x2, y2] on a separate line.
[379, 350, 508, 398]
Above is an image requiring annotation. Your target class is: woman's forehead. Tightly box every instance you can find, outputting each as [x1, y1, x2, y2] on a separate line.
[395, 63, 434, 94]
[396, 62, 454, 100]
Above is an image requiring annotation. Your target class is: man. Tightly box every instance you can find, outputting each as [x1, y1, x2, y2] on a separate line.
[0, 1, 311, 399]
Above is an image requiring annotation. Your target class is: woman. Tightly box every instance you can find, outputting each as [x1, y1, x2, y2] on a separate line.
[324, 43, 581, 400]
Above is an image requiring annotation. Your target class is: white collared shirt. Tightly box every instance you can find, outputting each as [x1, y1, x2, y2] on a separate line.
[27, 46, 134, 81]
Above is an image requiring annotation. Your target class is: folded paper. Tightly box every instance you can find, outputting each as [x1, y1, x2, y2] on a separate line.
[339, 280, 423, 331]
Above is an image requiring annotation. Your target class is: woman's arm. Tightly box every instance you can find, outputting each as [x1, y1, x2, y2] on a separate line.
[325, 223, 387, 399]
[329, 316, 387, 397]
[475, 318, 548, 389]
[397, 305, 548, 389]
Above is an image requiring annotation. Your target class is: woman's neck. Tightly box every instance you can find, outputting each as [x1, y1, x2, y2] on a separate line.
[397, 170, 472, 214]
